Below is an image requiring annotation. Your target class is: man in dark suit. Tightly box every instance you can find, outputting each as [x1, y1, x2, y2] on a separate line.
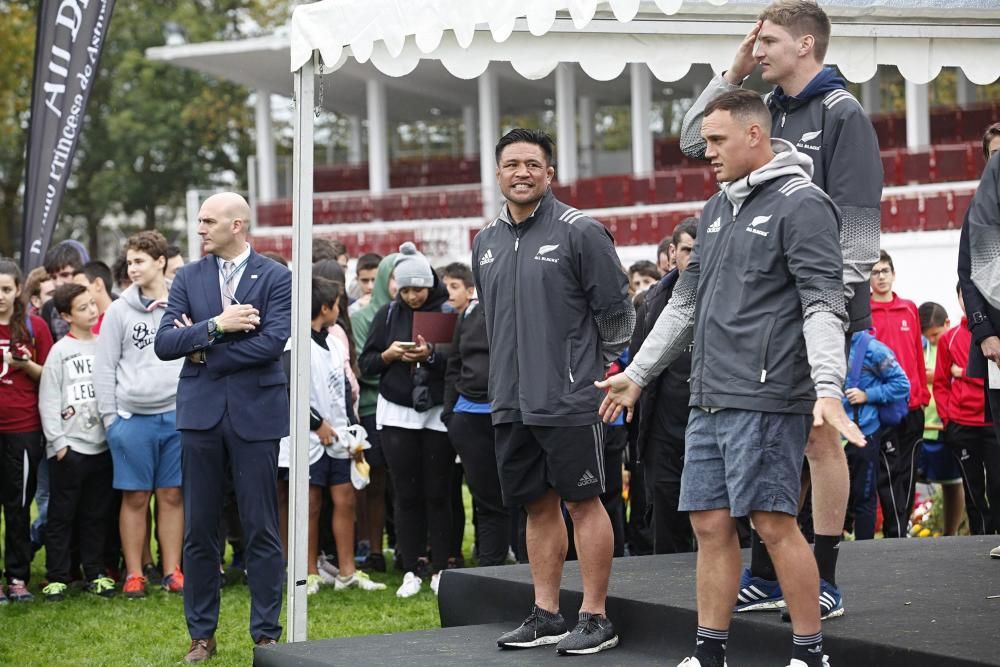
[155, 192, 291, 663]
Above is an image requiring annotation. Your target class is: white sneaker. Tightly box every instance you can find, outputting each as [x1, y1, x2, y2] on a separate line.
[306, 574, 322, 596]
[677, 659, 727, 667]
[335, 571, 387, 591]
[430, 572, 441, 595]
[991, 544, 1000, 558]
[788, 656, 830, 667]
[396, 571, 422, 598]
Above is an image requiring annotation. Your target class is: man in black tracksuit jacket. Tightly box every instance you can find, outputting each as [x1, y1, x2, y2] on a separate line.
[678, 1, 883, 614]
[628, 219, 697, 555]
[475, 129, 634, 656]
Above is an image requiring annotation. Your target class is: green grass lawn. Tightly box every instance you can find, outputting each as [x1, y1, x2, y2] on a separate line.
[0, 487, 481, 666]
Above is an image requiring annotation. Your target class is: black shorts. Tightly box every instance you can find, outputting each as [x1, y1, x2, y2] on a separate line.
[494, 421, 606, 506]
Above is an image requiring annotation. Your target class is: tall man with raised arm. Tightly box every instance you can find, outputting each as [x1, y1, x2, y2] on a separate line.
[675, 0, 882, 619]
[473, 129, 635, 656]
[155, 193, 291, 663]
[599, 90, 864, 667]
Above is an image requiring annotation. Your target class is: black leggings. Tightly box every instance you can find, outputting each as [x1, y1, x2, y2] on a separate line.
[380, 426, 454, 573]
[946, 423, 1000, 535]
[0, 431, 44, 583]
[448, 412, 510, 566]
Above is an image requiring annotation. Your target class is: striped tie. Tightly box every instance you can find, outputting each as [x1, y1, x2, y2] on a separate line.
[221, 261, 235, 306]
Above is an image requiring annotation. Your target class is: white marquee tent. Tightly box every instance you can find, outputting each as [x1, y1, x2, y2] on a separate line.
[280, 0, 1000, 642]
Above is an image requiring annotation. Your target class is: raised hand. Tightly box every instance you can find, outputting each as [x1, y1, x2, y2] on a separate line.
[724, 20, 763, 85]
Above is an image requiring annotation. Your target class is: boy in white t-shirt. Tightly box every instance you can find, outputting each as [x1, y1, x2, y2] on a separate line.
[277, 276, 385, 594]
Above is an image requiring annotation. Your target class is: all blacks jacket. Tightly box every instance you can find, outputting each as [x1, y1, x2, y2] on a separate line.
[472, 189, 635, 427]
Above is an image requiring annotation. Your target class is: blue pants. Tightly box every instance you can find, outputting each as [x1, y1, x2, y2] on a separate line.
[846, 432, 880, 540]
[181, 413, 283, 642]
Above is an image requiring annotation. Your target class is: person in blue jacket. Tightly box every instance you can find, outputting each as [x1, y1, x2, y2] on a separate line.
[843, 331, 910, 540]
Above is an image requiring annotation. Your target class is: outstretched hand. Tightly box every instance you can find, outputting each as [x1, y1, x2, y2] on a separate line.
[813, 396, 866, 448]
[595, 374, 642, 424]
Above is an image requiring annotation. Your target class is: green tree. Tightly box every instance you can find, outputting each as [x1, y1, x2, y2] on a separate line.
[0, 1, 36, 257]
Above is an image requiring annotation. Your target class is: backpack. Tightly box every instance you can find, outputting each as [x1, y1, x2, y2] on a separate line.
[846, 332, 909, 428]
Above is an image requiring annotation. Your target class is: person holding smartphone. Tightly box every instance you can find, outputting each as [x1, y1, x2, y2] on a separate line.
[359, 242, 454, 598]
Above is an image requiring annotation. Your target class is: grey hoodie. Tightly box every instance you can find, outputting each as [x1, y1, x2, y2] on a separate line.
[40, 336, 107, 458]
[626, 139, 847, 414]
[94, 283, 183, 425]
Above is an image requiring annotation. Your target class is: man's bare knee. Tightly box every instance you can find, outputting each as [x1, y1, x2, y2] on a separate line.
[526, 489, 561, 518]
[690, 509, 736, 544]
[805, 424, 846, 462]
[564, 496, 602, 523]
[749, 511, 798, 545]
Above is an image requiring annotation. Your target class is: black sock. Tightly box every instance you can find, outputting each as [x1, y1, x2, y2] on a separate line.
[693, 626, 728, 667]
[813, 534, 840, 587]
[792, 631, 824, 666]
[749, 530, 777, 581]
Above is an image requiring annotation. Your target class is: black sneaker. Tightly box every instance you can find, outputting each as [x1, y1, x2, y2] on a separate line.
[360, 553, 387, 573]
[142, 563, 163, 586]
[497, 606, 569, 649]
[555, 612, 619, 655]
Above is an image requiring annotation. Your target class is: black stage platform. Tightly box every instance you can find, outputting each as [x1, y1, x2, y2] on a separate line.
[255, 536, 1000, 666]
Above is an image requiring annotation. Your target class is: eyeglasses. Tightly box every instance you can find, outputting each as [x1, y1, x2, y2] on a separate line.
[871, 268, 893, 278]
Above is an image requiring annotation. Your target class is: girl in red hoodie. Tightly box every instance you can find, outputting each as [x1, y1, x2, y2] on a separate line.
[870, 250, 928, 538]
[934, 286, 1000, 535]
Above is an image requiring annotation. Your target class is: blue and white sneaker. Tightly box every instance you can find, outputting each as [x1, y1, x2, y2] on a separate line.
[781, 579, 844, 622]
[734, 568, 784, 612]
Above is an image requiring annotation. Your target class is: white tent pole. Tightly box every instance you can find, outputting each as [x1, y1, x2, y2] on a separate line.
[478, 66, 500, 219]
[555, 63, 578, 184]
[255, 91, 278, 202]
[630, 63, 653, 176]
[347, 115, 363, 165]
[366, 78, 390, 195]
[579, 94, 595, 179]
[288, 55, 315, 644]
[905, 80, 930, 150]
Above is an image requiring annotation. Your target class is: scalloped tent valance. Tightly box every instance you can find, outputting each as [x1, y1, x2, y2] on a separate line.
[289, 0, 1000, 85]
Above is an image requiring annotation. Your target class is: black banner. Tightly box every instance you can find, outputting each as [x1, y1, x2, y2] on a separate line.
[21, 0, 115, 270]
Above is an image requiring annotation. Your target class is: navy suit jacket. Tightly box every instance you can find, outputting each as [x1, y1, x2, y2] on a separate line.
[154, 248, 291, 442]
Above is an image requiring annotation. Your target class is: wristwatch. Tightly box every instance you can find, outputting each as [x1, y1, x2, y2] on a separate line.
[207, 317, 222, 338]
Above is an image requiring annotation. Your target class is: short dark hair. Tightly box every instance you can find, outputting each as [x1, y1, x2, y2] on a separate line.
[982, 122, 1000, 160]
[357, 253, 383, 273]
[877, 249, 894, 273]
[704, 89, 772, 134]
[672, 217, 699, 245]
[495, 128, 555, 165]
[125, 231, 169, 271]
[313, 238, 348, 264]
[656, 237, 672, 259]
[165, 244, 182, 260]
[43, 242, 84, 275]
[629, 260, 661, 282]
[918, 301, 948, 331]
[52, 283, 88, 316]
[311, 276, 342, 319]
[112, 253, 130, 289]
[75, 261, 113, 296]
[261, 251, 288, 267]
[442, 262, 474, 288]
[758, 0, 831, 63]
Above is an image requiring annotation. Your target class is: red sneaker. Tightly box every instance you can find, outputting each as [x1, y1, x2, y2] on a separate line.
[162, 567, 184, 594]
[123, 574, 147, 599]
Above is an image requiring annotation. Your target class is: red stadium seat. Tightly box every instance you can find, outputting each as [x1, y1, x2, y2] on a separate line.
[901, 151, 931, 184]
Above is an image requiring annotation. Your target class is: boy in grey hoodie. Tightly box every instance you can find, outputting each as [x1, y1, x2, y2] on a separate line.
[94, 231, 185, 599]
[39, 283, 114, 601]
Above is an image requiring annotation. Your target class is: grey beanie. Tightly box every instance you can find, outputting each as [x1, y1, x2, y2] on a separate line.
[393, 242, 434, 289]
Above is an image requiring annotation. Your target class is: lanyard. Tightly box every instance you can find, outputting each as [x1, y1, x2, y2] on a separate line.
[219, 255, 250, 304]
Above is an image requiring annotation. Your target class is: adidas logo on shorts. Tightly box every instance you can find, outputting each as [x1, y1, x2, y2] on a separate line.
[577, 470, 599, 487]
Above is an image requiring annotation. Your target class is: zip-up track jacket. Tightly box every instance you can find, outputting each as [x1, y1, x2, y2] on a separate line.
[625, 164, 847, 414]
[472, 189, 635, 427]
[681, 74, 882, 332]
